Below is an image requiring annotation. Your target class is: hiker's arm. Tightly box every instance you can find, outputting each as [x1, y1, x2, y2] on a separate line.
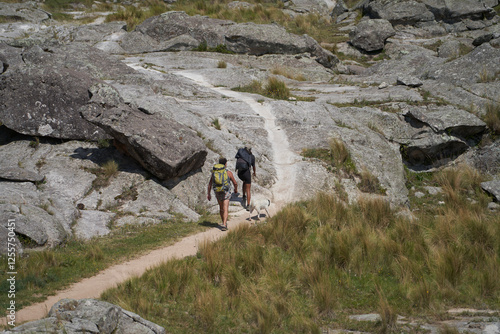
[207, 177, 212, 201]
[229, 172, 238, 194]
[252, 164, 256, 176]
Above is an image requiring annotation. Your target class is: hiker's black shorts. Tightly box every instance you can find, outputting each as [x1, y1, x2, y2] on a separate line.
[237, 169, 251, 184]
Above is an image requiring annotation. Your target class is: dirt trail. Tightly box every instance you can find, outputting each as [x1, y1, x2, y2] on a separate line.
[176, 71, 301, 205]
[6, 71, 297, 326]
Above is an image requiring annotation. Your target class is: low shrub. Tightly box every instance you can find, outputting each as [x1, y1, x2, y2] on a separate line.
[264, 77, 290, 100]
[217, 60, 227, 68]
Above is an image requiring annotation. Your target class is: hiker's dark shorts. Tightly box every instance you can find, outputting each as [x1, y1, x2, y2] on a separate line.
[215, 191, 231, 201]
[237, 168, 251, 184]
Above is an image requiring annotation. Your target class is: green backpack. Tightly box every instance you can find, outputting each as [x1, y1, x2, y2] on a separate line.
[212, 164, 230, 193]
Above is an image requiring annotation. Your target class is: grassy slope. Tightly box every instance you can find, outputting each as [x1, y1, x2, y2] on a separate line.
[101, 166, 500, 333]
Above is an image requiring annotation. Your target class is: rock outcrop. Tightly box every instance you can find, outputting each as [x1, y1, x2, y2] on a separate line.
[81, 83, 208, 180]
[365, 0, 435, 25]
[1, 299, 165, 334]
[349, 19, 396, 51]
[0, 44, 132, 140]
[364, 0, 499, 24]
[481, 180, 500, 201]
[0, 2, 51, 23]
[0, 63, 109, 140]
[120, 11, 339, 68]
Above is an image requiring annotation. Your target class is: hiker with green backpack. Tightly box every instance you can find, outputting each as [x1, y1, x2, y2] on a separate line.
[207, 157, 238, 231]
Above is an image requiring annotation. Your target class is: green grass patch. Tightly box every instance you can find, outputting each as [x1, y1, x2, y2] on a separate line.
[105, 0, 168, 31]
[83, 160, 119, 193]
[233, 77, 292, 101]
[0, 15, 24, 23]
[0, 218, 211, 311]
[265, 76, 290, 100]
[302, 138, 357, 178]
[101, 174, 500, 332]
[303, 140, 386, 194]
[211, 118, 221, 130]
[43, 0, 94, 11]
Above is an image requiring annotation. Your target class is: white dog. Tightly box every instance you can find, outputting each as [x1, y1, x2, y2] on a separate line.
[248, 198, 271, 221]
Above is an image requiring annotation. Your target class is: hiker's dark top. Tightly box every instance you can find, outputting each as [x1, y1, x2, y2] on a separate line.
[235, 148, 255, 170]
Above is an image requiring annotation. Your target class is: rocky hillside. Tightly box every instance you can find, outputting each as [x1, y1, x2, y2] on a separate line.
[1, 0, 499, 254]
[0, 0, 499, 254]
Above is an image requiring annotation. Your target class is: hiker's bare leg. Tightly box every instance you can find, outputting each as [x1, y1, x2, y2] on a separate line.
[217, 198, 225, 224]
[244, 183, 251, 206]
[222, 199, 230, 226]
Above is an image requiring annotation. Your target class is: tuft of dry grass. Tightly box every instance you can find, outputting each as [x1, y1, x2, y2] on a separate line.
[85, 244, 104, 261]
[194, 288, 224, 329]
[199, 239, 224, 283]
[377, 287, 398, 333]
[271, 66, 307, 81]
[217, 60, 227, 68]
[105, 0, 167, 31]
[358, 168, 386, 195]
[264, 76, 290, 100]
[329, 138, 357, 175]
[102, 160, 119, 177]
[358, 197, 393, 229]
[484, 102, 500, 135]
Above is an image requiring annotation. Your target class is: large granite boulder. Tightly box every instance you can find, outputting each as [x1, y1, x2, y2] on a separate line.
[389, 104, 486, 168]
[0, 43, 24, 70]
[349, 19, 396, 52]
[0, 181, 70, 253]
[425, 43, 500, 86]
[420, 0, 498, 22]
[120, 11, 339, 68]
[21, 43, 136, 80]
[0, 43, 137, 140]
[365, 0, 435, 25]
[481, 180, 500, 201]
[331, 0, 349, 18]
[1, 298, 165, 334]
[0, 2, 51, 23]
[81, 84, 207, 180]
[0, 167, 44, 183]
[0, 60, 109, 140]
[403, 105, 487, 139]
[462, 139, 500, 175]
[284, 0, 337, 16]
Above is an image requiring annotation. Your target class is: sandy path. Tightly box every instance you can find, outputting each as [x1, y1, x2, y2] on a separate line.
[176, 71, 300, 205]
[8, 210, 257, 325]
[5, 71, 297, 326]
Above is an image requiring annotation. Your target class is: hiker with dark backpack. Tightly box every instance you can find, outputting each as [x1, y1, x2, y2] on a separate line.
[235, 147, 256, 209]
[207, 157, 238, 231]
